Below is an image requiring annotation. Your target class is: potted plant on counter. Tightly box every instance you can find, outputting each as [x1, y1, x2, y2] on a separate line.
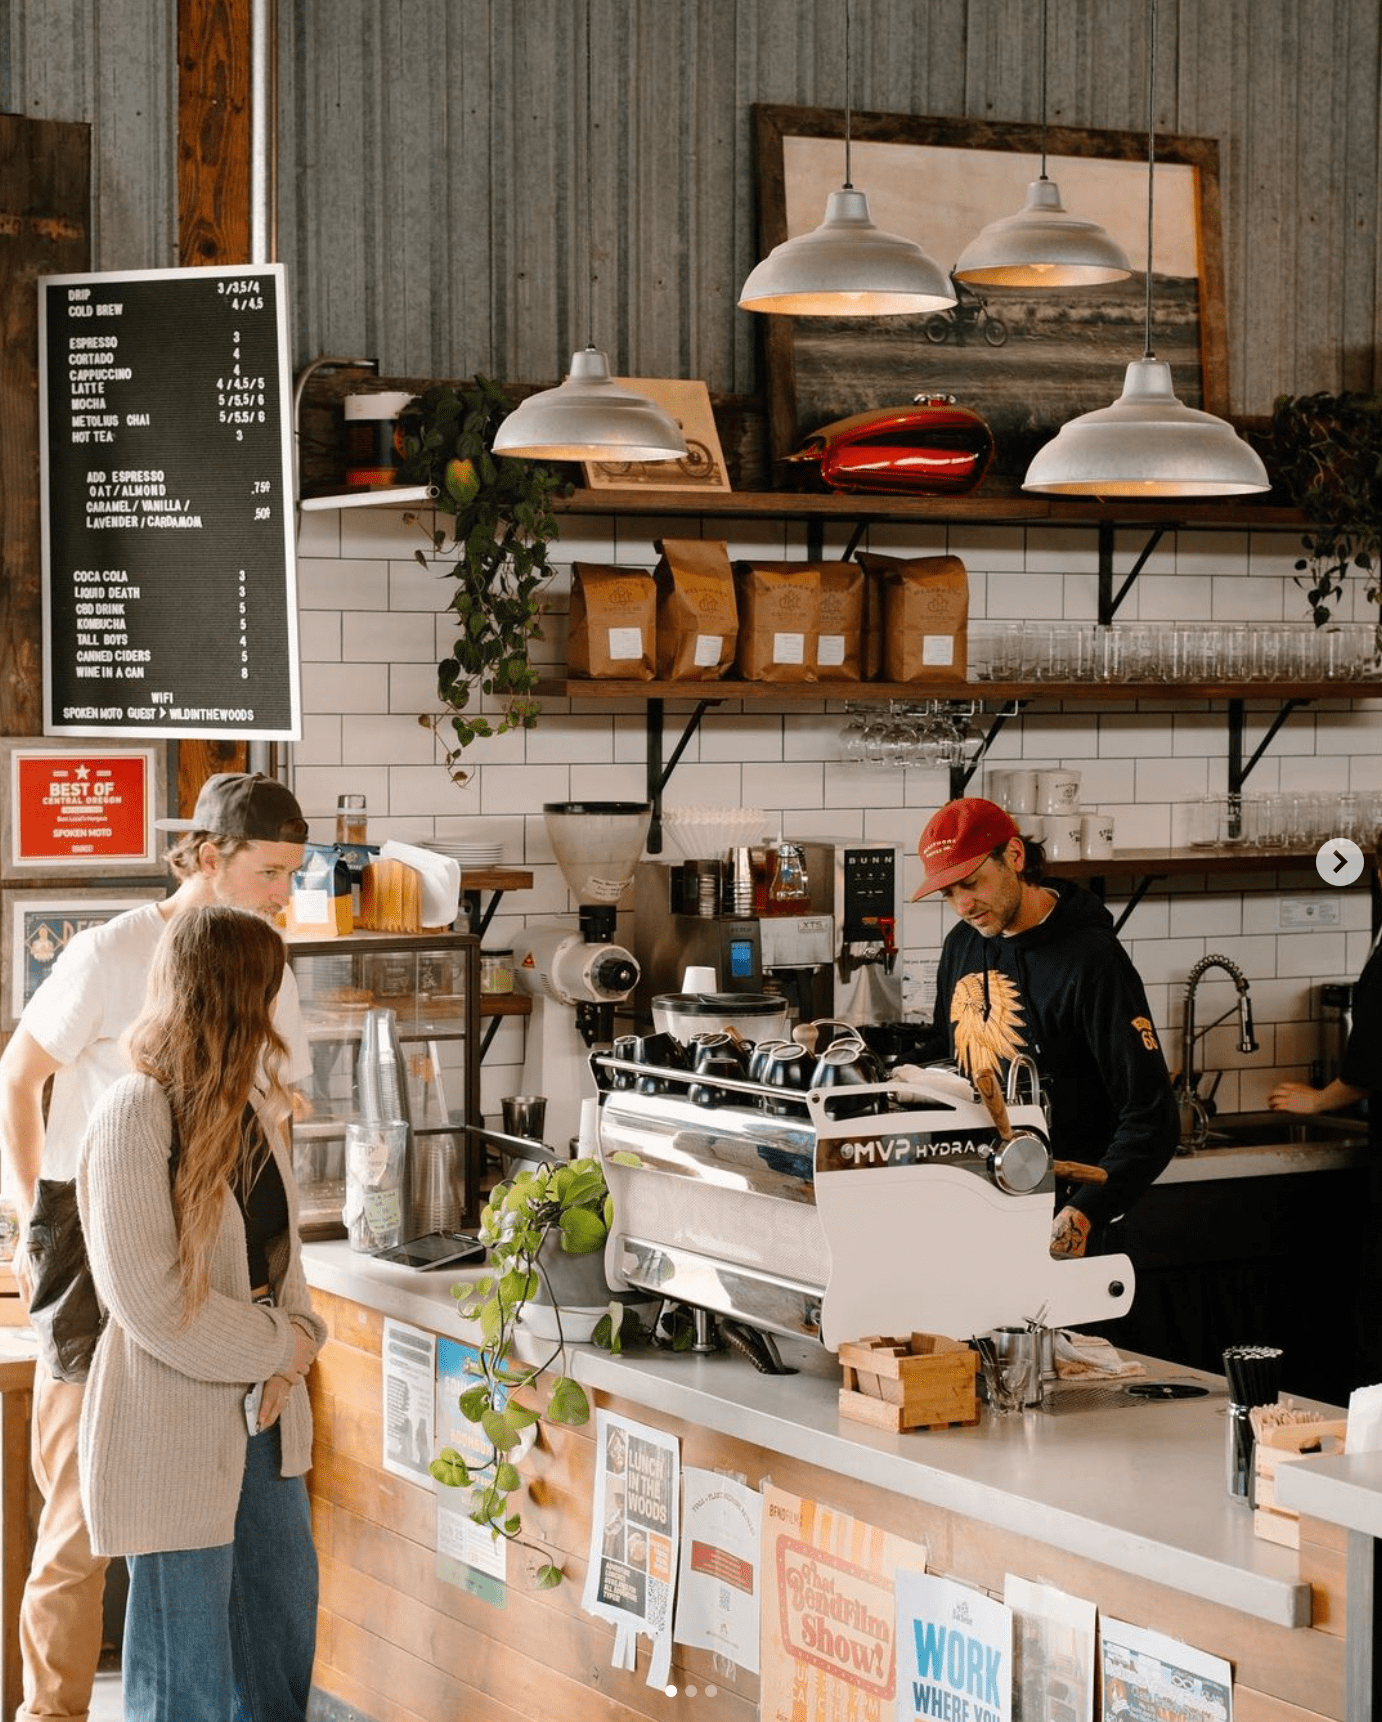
[395, 377, 572, 782]
[430, 1153, 634, 1587]
[1270, 390, 1382, 631]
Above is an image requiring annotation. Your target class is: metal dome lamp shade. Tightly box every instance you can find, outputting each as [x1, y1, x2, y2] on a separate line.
[738, 3, 954, 317]
[492, 348, 686, 461]
[955, 0, 1131, 288]
[1023, 0, 1268, 497]
[492, 6, 686, 464]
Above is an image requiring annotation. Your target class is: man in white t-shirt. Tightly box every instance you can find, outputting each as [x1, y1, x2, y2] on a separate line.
[0, 772, 311, 1722]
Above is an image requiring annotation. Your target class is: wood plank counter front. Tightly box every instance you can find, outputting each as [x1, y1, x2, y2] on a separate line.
[302, 1245, 1348, 1722]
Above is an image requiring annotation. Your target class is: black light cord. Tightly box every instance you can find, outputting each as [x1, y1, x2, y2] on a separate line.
[1143, 0, 1157, 359]
[843, 0, 854, 189]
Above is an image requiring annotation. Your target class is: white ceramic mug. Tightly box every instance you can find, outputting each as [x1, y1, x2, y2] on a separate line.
[1037, 767, 1082, 816]
[985, 768, 1011, 809]
[1081, 811, 1116, 859]
[1044, 812, 1086, 862]
[1022, 814, 1047, 842]
[1005, 769, 1038, 815]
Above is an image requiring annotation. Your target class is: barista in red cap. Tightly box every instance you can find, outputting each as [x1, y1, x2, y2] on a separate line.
[914, 796, 1178, 1259]
[0, 772, 311, 1722]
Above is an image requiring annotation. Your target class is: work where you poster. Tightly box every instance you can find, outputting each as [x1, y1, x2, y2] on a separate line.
[895, 1571, 1011, 1722]
[760, 1483, 929, 1722]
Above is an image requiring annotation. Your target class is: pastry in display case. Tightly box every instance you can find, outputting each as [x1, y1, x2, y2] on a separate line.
[283, 931, 480, 1240]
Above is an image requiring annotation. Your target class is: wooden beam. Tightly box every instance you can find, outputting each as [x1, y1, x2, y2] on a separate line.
[177, 0, 254, 808]
[0, 116, 90, 738]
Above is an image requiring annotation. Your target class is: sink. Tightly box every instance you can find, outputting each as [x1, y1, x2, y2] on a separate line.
[1194, 1109, 1367, 1149]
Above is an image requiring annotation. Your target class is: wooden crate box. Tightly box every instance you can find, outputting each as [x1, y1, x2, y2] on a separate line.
[838, 1333, 978, 1432]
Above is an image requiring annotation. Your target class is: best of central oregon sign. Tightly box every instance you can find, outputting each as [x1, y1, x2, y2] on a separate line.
[39, 263, 301, 740]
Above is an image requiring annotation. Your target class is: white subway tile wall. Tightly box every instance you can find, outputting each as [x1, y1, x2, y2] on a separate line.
[297, 506, 1382, 1124]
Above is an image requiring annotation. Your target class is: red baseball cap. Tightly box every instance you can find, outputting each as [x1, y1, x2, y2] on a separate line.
[911, 797, 1020, 899]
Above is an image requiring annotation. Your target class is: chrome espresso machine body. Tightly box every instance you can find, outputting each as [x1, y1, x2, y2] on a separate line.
[593, 1053, 1134, 1350]
[631, 840, 901, 1025]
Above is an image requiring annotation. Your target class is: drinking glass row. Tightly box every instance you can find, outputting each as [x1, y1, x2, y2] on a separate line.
[969, 620, 1382, 684]
[839, 702, 984, 769]
[1173, 789, 1382, 850]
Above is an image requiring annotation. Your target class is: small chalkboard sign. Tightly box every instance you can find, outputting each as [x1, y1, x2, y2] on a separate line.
[38, 263, 301, 740]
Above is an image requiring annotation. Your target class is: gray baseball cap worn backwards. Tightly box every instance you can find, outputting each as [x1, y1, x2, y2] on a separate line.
[155, 773, 309, 844]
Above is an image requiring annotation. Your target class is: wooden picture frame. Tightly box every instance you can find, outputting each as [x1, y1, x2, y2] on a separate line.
[582, 378, 732, 492]
[4, 886, 166, 1029]
[750, 104, 1228, 485]
[1, 740, 168, 881]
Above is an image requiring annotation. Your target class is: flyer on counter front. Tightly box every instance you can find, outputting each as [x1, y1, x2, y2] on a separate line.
[381, 1317, 435, 1483]
[1099, 1617, 1232, 1722]
[673, 1466, 763, 1674]
[433, 1336, 511, 1598]
[895, 1570, 1011, 1722]
[1002, 1575, 1095, 1722]
[581, 1411, 681, 1686]
[760, 1483, 929, 1722]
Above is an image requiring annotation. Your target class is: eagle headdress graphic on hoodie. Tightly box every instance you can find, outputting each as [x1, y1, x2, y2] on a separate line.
[949, 968, 1027, 1078]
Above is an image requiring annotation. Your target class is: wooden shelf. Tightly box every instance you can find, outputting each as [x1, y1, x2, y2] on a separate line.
[552, 487, 1308, 531]
[458, 867, 533, 891]
[478, 993, 531, 1018]
[1050, 846, 1326, 879]
[547, 677, 1377, 704]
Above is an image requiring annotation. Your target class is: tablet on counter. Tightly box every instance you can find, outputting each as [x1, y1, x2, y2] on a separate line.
[373, 1231, 487, 1271]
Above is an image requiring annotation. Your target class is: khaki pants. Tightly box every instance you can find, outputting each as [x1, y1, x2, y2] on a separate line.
[18, 1363, 108, 1722]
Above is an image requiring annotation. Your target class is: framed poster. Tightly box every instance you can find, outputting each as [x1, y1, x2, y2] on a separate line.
[750, 104, 1227, 483]
[4, 887, 166, 1028]
[582, 378, 732, 493]
[2, 741, 166, 879]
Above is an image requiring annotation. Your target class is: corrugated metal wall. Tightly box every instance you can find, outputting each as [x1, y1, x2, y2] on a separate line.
[4, 0, 1379, 415]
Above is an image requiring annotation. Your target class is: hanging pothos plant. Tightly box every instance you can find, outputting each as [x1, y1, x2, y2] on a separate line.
[1269, 391, 1382, 626]
[429, 1155, 636, 1588]
[395, 377, 572, 780]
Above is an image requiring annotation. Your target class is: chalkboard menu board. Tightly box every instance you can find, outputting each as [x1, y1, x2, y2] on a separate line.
[38, 263, 301, 739]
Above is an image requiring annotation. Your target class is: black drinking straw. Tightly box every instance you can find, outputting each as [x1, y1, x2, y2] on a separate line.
[1222, 1345, 1282, 1501]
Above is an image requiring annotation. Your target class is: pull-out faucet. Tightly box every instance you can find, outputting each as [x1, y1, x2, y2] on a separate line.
[1175, 953, 1258, 1149]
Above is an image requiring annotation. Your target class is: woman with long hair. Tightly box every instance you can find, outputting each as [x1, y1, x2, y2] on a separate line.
[77, 904, 324, 1722]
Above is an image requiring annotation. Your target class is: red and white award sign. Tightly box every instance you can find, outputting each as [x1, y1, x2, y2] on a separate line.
[9, 748, 159, 871]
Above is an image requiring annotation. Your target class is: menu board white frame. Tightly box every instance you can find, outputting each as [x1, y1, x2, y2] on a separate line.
[38, 262, 301, 740]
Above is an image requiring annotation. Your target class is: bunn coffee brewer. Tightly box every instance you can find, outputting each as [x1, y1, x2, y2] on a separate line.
[630, 839, 901, 1027]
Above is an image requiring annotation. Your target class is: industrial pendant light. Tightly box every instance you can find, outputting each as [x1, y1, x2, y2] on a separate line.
[493, 5, 686, 462]
[954, 0, 1131, 288]
[737, 1, 954, 316]
[1023, 0, 1268, 496]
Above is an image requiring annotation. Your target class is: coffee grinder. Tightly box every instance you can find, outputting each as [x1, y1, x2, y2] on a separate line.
[511, 802, 649, 1150]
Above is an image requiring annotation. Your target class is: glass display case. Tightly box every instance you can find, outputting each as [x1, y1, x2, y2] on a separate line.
[283, 930, 481, 1240]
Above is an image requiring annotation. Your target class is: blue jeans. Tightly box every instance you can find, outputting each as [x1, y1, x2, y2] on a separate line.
[122, 1426, 317, 1722]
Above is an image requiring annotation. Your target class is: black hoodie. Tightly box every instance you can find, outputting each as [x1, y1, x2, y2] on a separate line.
[934, 877, 1178, 1228]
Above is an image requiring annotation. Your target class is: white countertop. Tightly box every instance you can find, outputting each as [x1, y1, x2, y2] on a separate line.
[1275, 1448, 1382, 1540]
[1156, 1140, 1365, 1184]
[303, 1240, 1322, 1629]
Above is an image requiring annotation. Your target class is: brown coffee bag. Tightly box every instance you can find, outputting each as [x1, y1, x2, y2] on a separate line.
[750, 559, 862, 680]
[731, 560, 820, 682]
[857, 551, 969, 683]
[653, 538, 738, 679]
[568, 562, 657, 680]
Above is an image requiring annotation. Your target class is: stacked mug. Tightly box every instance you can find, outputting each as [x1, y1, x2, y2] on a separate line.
[987, 767, 1115, 863]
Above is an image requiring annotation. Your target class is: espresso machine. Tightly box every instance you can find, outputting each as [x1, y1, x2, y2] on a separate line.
[631, 839, 901, 1026]
[511, 802, 649, 1150]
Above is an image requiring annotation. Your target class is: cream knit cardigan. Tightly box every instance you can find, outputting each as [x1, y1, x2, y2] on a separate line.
[77, 1072, 326, 1556]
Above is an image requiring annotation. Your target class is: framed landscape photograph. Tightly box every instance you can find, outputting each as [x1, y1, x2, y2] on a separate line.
[750, 104, 1227, 485]
[4, 887, 165, 1028]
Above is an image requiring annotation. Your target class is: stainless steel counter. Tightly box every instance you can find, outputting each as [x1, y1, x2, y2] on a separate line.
[303, 1240, 1326, 1630]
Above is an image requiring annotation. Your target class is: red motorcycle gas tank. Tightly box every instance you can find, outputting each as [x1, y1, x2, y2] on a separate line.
[788, 397, 995, 496]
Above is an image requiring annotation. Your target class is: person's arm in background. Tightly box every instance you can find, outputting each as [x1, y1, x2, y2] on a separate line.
[0, 1029, 63, 1301]
[1269, 1076, 1367, 1115]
